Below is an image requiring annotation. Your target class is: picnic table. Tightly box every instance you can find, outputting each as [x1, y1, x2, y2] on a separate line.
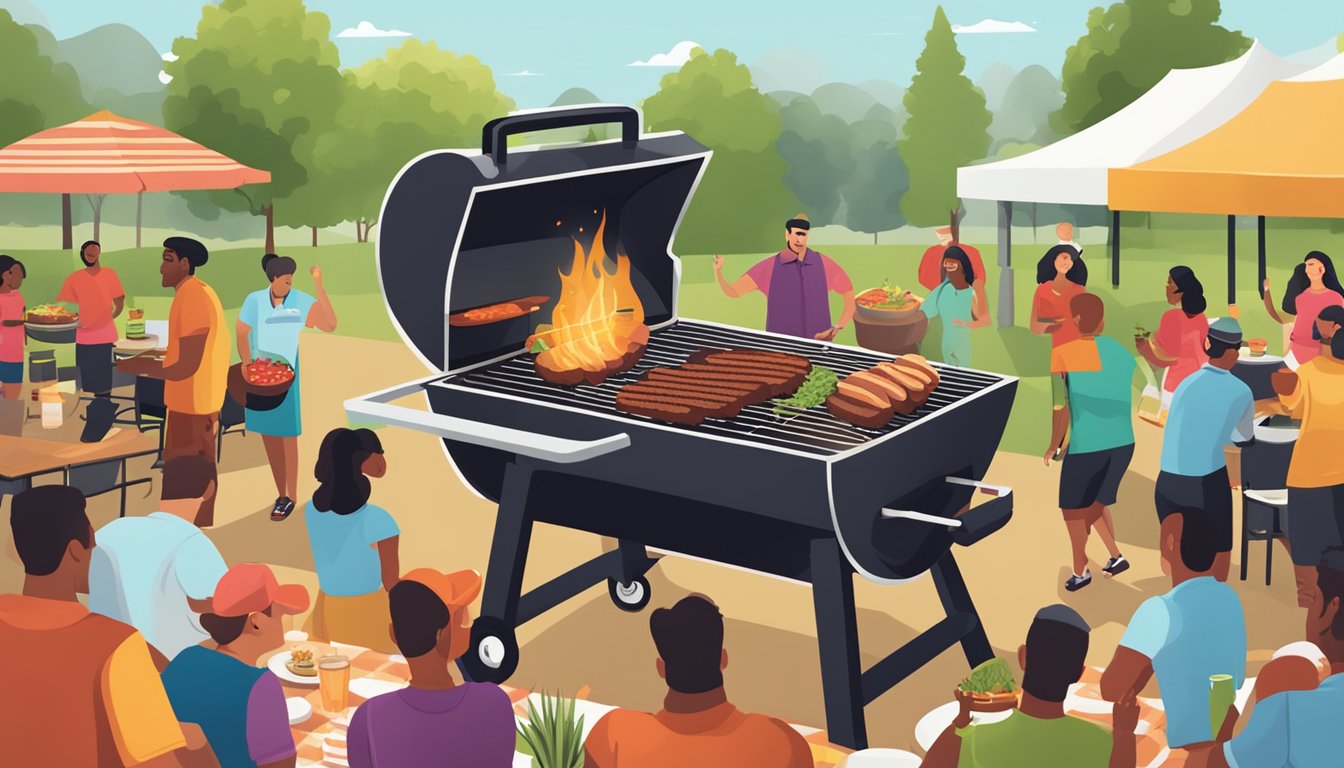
[0, 429, 156, 483]
[269, 638, 854, 767]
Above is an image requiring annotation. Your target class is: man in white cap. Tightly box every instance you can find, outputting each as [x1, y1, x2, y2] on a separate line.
[1154, 317, 1255, 582]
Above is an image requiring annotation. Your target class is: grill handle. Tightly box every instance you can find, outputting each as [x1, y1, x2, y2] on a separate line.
[879, 477, 1014, 543]
[482, 105, 641, 166]
[344, 377, 630, 465]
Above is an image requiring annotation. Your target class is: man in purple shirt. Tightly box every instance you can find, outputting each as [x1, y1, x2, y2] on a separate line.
[713, 213, 856, 340]
[348, 568, 515, 768]
[162, 562, 311, 768]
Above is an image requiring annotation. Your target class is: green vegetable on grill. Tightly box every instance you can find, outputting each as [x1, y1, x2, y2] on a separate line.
[773, 366, 839, 416]
[530, 338, 551, 354]
[958, 657, 1018, 694]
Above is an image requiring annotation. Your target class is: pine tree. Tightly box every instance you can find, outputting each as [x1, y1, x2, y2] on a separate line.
[896, 6, 991, 241]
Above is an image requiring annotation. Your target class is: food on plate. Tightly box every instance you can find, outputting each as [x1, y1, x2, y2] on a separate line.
[955, 658, 1019, 711]
[773, 366, 838, 415]
[856, 279, 915, 311]
[245, 357, 295, 387]
[1247, 338, 1268, 356]
[286, 646, 318, 677]
[26, 304, 77, 325]
[825, 354, 941, 429]
[616, 348, 812, 425]
[1134, 325, 1151, 340]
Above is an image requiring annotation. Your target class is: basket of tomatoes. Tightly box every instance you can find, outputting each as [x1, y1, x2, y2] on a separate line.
[227, 357, 295, 411]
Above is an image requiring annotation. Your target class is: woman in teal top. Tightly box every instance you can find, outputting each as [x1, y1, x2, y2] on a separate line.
[910, 246, 989, 367]
[237, 254, 338, 521]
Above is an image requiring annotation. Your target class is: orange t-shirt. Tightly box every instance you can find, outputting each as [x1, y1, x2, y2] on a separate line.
[164, 276, 229, 415]
[56, 267, 125, 345]
[584, 702, 813, 768]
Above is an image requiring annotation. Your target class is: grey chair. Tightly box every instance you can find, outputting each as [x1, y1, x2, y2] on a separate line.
[65, 450, 158, 518]
[1240, 437, 1294, 585]
[217, 392, 247, 460]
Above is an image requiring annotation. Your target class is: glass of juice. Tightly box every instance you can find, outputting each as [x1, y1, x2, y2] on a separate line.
[318, 655, 351, 714]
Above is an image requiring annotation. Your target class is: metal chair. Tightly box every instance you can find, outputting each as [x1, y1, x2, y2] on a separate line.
[217, 391, 247, 459]
[134, 377, 167, 469]
[65, 451, 157, 518]
[1240, 437, 1294, 585]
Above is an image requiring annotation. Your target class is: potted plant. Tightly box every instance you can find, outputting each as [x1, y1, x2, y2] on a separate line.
[516, 692, 586, 768]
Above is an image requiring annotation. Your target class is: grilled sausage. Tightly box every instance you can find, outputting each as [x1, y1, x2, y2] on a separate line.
[873, 364, 931, 405]
[847, 371, 917, 415]
[835, 380, 887, 410]
[826, 391, 895, 429]
[896, 355, 940, 383]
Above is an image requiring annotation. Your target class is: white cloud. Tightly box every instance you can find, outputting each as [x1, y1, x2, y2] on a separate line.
[161, 51, 178, 62]
[336, 20, 412, 39]
[504, 70, 544, 77]
[952, 19, 1037, 34]
[628, 41, 702, 68]
[158, 71, 173, 85]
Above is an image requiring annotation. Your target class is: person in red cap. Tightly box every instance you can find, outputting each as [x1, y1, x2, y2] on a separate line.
[161, 563, 310, 768]
[347, 568, 515, 768]
[918, 226, 985, 292]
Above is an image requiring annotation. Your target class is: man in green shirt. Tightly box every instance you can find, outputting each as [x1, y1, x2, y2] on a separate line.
[921, 604, 1139, 768]
[1045, 292, 1135, 592]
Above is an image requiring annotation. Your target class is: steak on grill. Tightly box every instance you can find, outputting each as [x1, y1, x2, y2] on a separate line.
[617, 349, 811, 425]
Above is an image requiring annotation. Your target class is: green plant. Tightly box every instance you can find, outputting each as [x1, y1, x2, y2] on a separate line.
[516, 693, 585, 768]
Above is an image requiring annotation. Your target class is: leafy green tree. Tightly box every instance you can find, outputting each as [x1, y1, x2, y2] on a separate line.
[775, 96, 855, 226]
[643, 48, 798, 254]
[1054, 0, 1250, 135]
[897, 6, 991, 240]
[844, 143, 908, 244]
[162, 0, 346, 251]
[990, 65, 1063, 152]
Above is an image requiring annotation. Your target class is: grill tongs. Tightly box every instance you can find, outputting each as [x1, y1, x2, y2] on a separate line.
[882, 477, 1013, 548]
[344, 374, 630, 463]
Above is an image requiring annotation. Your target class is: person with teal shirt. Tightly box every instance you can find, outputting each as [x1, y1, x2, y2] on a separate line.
[1044, 293, 1133, 593]
[907, 246, 989, 368]
[237, 254, 337, 522]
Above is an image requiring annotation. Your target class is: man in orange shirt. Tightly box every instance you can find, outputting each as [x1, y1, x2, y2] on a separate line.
[117, 237, 230, 526]
[584, 594, 812, 768]
[0, 485, 214, 766]
[919, 226, 986, 292]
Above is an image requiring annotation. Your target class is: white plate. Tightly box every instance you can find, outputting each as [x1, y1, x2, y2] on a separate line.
[914, 701, 1012, 752]
[267, 651, 320, 686]
[349, 677, 407, 700]
[843, 748, 922, 768]
[286, 696, 312, 725]
[1064, 683, 1114, 715]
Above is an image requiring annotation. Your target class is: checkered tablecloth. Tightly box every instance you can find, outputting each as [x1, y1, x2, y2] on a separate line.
[273, 641, 853, 767]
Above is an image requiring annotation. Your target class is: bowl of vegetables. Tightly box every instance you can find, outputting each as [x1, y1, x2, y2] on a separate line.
[227, 357, 296, 411]
[856, 279, 920, 322]
[954, 658, 1019, 713]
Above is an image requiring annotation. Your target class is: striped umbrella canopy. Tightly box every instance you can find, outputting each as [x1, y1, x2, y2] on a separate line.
[0, 110, 271, 246]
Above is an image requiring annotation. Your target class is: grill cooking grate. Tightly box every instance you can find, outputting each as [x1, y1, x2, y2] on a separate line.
[431, 320, 1005, 457]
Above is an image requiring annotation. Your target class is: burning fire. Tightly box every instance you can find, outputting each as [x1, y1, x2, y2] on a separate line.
[531, 213, 650, 385]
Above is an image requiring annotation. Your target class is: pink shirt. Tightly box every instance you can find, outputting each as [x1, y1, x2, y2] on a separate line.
[0, 291, 24, 363]
[1289, 288, 1344, 364]
[1154, 309, 1208, 393]
[56, 267, 125, 345]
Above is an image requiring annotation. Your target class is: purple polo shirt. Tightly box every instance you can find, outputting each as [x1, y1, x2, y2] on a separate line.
[745, 249, 852, 339]
[347, 682, 516, 767]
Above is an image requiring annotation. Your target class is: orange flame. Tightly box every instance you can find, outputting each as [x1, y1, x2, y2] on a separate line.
[532, 213, 645, 374]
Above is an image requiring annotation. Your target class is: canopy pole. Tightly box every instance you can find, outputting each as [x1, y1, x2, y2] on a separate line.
[61, 194, 72, 250]
[996, 201, 1013, 328]
[1110, 210, 1120, 288]
[135, 192, 143, 249]
[1227, 215, 1236, 307]
[1257, 216, 1266, 298]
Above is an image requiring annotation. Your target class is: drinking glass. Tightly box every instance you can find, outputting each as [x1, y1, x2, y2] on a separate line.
[318, 655, 351, 714]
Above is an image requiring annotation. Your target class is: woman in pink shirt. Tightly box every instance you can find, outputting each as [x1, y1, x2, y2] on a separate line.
[0, 256, 26, 400]
[1136, 266, 1208, 413]
[1263, 251, 1344, 366]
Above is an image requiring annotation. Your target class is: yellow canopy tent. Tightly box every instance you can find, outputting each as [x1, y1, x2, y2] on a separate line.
[1108, 79, 1344, 302]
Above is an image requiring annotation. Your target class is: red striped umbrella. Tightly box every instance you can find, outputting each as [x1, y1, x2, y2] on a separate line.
[0, 110, 271, 246]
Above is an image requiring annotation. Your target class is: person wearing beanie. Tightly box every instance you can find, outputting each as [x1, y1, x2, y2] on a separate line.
[117, 236, 230, 526]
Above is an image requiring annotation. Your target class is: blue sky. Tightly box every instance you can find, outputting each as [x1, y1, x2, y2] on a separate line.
[18, 0, 1344, 107]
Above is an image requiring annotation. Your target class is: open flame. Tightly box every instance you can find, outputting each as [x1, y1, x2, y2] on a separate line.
[531, 213, 649, 384]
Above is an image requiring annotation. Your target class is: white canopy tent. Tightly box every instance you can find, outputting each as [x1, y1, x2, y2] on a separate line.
[954, 42, 1305, 325]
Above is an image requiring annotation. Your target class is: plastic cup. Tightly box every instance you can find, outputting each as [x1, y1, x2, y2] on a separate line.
[318, 655, 351, 714]
[1210, 673, 1235, 737]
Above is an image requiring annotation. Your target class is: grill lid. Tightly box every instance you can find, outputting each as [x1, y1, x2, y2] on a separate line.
[378, 105, 711, 372]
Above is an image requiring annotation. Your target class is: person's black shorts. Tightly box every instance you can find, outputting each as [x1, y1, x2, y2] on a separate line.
[1060, 443, 1134, 511]
[75, 342, 114, 395]
[1286, 485, 1344, 567]
[1155, 468, 1233, 553]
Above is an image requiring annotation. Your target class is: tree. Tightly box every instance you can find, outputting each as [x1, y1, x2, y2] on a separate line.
[990, 65, 1063, 152]
[776, 95, 855, 225]
[1054, 0, 1250, 135]
[844, 142, 908, 244]
[897, 6, 991, 240]
[643, 48, 798, 254]
[162, 0, 346, 252]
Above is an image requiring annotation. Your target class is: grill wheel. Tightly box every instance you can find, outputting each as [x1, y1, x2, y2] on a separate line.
[460, 616, 518, 684]
[607, 576, 652, 612]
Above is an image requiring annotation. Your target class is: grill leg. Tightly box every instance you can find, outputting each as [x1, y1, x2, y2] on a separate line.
[932, 553, 993, 668]
[810, 537, 867, 750]
[480, 461, 536, 627]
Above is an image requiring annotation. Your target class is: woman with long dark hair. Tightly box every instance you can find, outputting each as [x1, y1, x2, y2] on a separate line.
[0, 256, 26, 400]
[238, 253, 337, 520]
[907, 246, 989, 367]
[1263, 251, 1344, 366]
[303, 428, 400, 652]
[1136, 266, 1208, 419]
[1031, 244, 1088, 349]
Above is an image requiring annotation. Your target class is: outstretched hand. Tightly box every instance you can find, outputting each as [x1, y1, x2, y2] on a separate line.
[712, 254, 724, 273]
[310, 264, 323, 282]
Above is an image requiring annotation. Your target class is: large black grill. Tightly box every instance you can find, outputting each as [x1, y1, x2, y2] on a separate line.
[347, 105, 1019, 750]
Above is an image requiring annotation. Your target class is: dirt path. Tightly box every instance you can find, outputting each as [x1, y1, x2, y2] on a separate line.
[0, 333, 1306, 751]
